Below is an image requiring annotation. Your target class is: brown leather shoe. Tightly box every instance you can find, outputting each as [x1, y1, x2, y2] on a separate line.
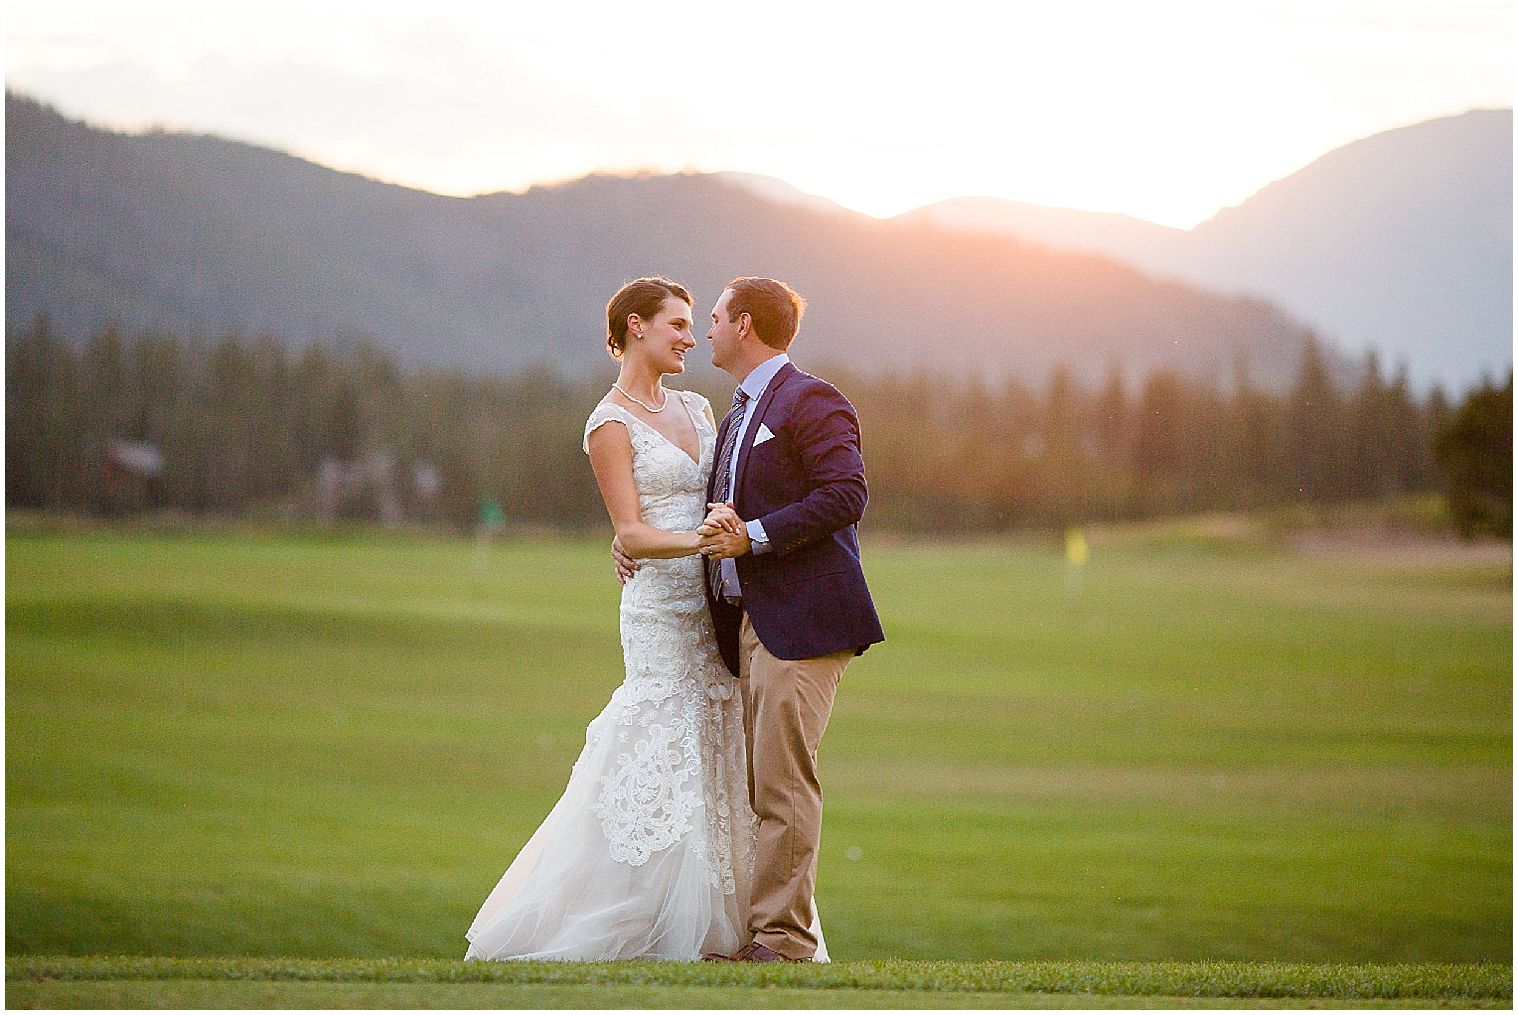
[733, 941, 808, 963]
[700, 951, 736, 962]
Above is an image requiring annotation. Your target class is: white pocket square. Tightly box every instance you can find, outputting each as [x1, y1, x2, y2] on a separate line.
[752, 423, 776, 446]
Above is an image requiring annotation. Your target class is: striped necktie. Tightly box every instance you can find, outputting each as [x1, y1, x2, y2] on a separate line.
[706, 387, 749, 602]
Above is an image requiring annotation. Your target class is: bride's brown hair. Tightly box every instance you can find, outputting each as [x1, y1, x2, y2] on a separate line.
[605, 277, 693, 360]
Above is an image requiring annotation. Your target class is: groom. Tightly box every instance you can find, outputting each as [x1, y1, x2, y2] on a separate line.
[695, 276, 885, 962]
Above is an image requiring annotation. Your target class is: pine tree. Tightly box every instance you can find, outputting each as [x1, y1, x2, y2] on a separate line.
[1382, 362, 1429, 492]
[1286, 336, 1348, 501]
[1092, 363, 1128, 467]
[1225, 356, 1287, 505]
[1434, 373, 1513, 537]
[1347, 349, 1396, 500]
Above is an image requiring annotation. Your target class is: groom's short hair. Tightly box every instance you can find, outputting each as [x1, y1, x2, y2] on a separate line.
[726, 277, 806, 350]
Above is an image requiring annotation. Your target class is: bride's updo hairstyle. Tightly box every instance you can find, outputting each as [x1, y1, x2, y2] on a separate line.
[605, 276, 693, 360]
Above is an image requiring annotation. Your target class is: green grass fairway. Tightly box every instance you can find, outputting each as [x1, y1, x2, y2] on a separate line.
[5, 521, 1511, 1005]
[5, 957, 1511, 1008]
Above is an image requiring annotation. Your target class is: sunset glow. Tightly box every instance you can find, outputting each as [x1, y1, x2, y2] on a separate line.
[5, 1, 1511, 227]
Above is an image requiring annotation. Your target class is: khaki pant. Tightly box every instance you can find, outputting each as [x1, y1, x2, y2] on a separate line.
[738, 613, 852, 960]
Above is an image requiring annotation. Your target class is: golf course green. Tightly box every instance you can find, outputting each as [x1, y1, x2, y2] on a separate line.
[6, 519, 1510, 1006]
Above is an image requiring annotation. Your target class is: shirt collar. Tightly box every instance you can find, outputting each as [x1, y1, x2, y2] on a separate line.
[740, 353, 790, 401]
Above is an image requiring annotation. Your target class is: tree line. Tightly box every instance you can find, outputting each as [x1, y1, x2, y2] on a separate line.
[5, 318, 1507, 536]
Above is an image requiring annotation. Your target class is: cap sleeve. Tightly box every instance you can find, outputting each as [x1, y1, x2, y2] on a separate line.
[583, 402, 635, 454]
[682, 390, 715, 428]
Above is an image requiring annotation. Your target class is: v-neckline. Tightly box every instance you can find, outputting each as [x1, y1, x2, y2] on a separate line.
[615, 394, 705, 469]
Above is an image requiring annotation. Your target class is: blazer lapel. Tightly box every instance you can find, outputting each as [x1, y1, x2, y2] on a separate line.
[733, 361, 795, 503]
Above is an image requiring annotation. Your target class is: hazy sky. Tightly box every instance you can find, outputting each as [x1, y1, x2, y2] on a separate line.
[5, 1, 1511, 227]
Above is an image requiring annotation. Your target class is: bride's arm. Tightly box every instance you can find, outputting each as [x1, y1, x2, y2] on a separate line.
[587, 420, 702, 559]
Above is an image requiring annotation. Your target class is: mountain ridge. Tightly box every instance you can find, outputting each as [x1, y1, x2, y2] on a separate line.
[8, 91, 1360, 391]
[899, 108, 1513, 391]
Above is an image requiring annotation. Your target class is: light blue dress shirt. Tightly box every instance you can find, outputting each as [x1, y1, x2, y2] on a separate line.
[718, 352, 788, 600]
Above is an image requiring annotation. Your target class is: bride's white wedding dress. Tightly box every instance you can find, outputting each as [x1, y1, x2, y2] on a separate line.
[464, 390, 827, 962]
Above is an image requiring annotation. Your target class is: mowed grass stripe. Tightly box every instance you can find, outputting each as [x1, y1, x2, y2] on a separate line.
[11, 984, 1509, 1010]
[6, 525, 1510, 963]
[6, 957, 1511, 1002]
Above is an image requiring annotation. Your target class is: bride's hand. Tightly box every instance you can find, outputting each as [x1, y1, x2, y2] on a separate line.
[611, 536, 640, 585]
[703, 502, 743, 535]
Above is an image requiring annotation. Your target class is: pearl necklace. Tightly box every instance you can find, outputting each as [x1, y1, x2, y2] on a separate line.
[612, 382, 667, 413]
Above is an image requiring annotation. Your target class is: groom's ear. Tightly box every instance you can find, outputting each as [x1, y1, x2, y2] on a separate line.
[736, 312, 751, 338]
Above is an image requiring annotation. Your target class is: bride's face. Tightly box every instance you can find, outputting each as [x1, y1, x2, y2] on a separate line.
[630, 297, 697, 375]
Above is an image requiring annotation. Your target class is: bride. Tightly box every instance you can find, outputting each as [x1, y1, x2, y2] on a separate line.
[464, 277, 826, 962]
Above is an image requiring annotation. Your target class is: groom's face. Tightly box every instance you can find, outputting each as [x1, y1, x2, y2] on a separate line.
[707, 288, 742, 372]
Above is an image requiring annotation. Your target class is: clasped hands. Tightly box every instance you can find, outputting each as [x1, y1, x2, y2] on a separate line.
[696, 501, 750, 560]
[611, 502, 750, 584]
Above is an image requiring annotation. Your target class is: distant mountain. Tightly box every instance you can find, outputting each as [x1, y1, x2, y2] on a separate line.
[713, 172, 855, 217]
[6, 92, 1324, 390]
[901, 198, 1186, 272]
[902, 110, 1513, 392]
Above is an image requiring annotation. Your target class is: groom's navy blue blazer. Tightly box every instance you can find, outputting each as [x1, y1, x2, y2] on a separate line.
[705, 361, 885, 677]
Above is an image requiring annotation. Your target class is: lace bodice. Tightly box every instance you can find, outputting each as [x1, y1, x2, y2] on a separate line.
[582, 392, 714, 533]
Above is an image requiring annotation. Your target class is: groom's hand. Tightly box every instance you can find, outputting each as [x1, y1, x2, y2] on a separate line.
[611, 536, 640, 585]
[699, 527, 751, 560]
[698, 505, 751, 560]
